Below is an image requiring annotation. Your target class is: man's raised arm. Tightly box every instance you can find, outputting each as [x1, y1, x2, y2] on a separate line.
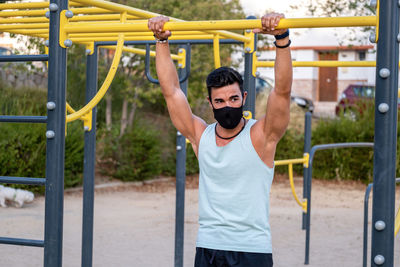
[148, 16, 206, 149]
[254, 13, 293, 143]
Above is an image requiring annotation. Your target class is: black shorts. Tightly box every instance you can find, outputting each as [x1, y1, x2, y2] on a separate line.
[194, 247, 273, 267]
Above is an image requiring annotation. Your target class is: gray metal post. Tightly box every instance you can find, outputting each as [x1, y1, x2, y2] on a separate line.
[371, 1, 399, 266]
[81, 45, 98, 267]
[302, 112, 312, 230]
[243, 16, 257, 117]
[174, 44, 189, 267]
[44, 0, 68, 266]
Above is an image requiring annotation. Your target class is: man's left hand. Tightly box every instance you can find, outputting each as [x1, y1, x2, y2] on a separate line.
[253, 12, 287, 35]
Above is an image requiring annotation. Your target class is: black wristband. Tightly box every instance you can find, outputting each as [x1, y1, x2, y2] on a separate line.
[274, 29, 289, 40]
[274, 39, 291, 49]
[153, 34, 168, 43]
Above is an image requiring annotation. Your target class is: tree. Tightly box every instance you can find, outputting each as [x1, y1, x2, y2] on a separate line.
[290, 0, 376, 45]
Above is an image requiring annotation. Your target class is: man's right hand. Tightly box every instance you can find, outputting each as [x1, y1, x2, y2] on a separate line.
[148, 16, 172, 41]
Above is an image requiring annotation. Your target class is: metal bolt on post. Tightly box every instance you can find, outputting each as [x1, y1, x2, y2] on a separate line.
[65, 10, 73, 18]
[85, 49, 91, 55]
[379, 68, 390, 78]
[378, 103, 389, 113]
[64, 39, 73, 47]
[374, 255, 385, 265]
[49, 3, 58, 11]
[45, 11, 50, 19]
[375, 221, 386, 231]
[47, 102, 56, 110]
[46, 131, 55, 139]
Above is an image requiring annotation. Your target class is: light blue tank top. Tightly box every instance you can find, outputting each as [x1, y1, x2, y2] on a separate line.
[196, 119, 274, 253]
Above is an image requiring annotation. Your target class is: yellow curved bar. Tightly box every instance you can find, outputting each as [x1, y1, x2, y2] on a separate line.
[66, 103, 76, 114]
[66, 15, 126, 123]
[274, 156, 308, 166]
[213, 34, 221, 69]
[288, 163, 307, 213]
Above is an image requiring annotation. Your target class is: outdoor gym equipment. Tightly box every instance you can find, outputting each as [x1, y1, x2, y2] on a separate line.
[0, 0, 398, 267]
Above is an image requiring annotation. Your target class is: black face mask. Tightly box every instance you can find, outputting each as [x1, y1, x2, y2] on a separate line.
[212, 104, 244, 129]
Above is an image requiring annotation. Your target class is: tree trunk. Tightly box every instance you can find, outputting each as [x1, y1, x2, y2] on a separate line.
[105, 93, 112, 130]
[127, 90, 139, 130]
[120, 99, 129, 137]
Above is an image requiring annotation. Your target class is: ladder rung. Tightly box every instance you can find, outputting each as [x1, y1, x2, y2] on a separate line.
[0, 116, 47, 123]
[0, 237, 44, 247]
[0, 176, 46, 185]
[0, 55, 49, 62]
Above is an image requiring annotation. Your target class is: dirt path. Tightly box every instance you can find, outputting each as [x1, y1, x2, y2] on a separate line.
[1, 175, 400, 267]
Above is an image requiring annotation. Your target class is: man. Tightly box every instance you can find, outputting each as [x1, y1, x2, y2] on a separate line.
[148, 12, 292, 267]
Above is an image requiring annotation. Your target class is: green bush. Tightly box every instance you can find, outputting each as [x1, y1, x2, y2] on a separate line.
[0, 86, 84, 193]
[276, 104, 377, 183]
[99, 120, 162, 181]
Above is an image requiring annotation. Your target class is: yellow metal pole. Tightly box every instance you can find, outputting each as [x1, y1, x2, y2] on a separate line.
[69, 30, 212, 38]
[256, 61, 379, 68]
[213, 34, 221, 69]
[274, 157, 308, 166]
[69, 7, 115, 14]
[0, 17, 48, 24]
[100, 45, 183, 61]
[0, 10, 47, 17]
[69, 14, 138, 21]
[0, 23, 48, 30]
[64, 16, 376, 34]
[69, 34, 217, 42]
[0, 2, 49, 10]
[287, 163, 308, 212]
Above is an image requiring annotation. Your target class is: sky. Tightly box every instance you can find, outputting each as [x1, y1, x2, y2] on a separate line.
[239, 0, 305, 17]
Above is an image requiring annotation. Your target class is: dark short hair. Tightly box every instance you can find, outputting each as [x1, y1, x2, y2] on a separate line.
[206, 66, 244, 99]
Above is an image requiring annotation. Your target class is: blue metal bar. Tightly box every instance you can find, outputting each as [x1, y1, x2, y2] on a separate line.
[0, 176, 46, 185]
[243, 16, 257, 116]
[0, 115, 47, 123]
[145, 43, 191, 85]
[371, 1, 399, 266]
[0, 237, 44, 247]
[95, 39, 242, 47]
[174, 47, 188, 267]
[304, 142, 374, 265]
[44, 0, 68, 266]
[81, 44, 98, 267]
[0, 55, 49, 62]
[302, 112, 312, 230]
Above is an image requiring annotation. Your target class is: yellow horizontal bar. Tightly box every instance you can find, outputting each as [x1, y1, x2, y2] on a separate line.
[0, 17, 48, 24]
[0, 9, 47, 17]
[0, 2, 49, 10]
[69, 14, 138, 22]
[7, 28, 48, 35]
[70, 34, 217, 42]
[70, 7, 115, 15]
[69, 30, 219, 38]
[101, 45, 182, 61]
[274, 157, 307, 166]
[65, 16, 376, 35]
[71, 0, 249, 42]
[0, 23, 48, 30]
[257, 61, 378, 68]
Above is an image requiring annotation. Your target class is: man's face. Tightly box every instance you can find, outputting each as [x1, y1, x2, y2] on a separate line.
[208, 82, 247, 109]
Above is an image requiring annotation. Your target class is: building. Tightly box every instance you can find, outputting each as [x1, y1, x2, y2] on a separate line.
[256, 28, 377, 117]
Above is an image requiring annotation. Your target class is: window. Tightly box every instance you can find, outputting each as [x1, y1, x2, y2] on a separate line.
[358, 51, 366, 61]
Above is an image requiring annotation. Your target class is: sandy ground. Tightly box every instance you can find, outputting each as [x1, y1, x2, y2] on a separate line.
[1, 175, 400, 267]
